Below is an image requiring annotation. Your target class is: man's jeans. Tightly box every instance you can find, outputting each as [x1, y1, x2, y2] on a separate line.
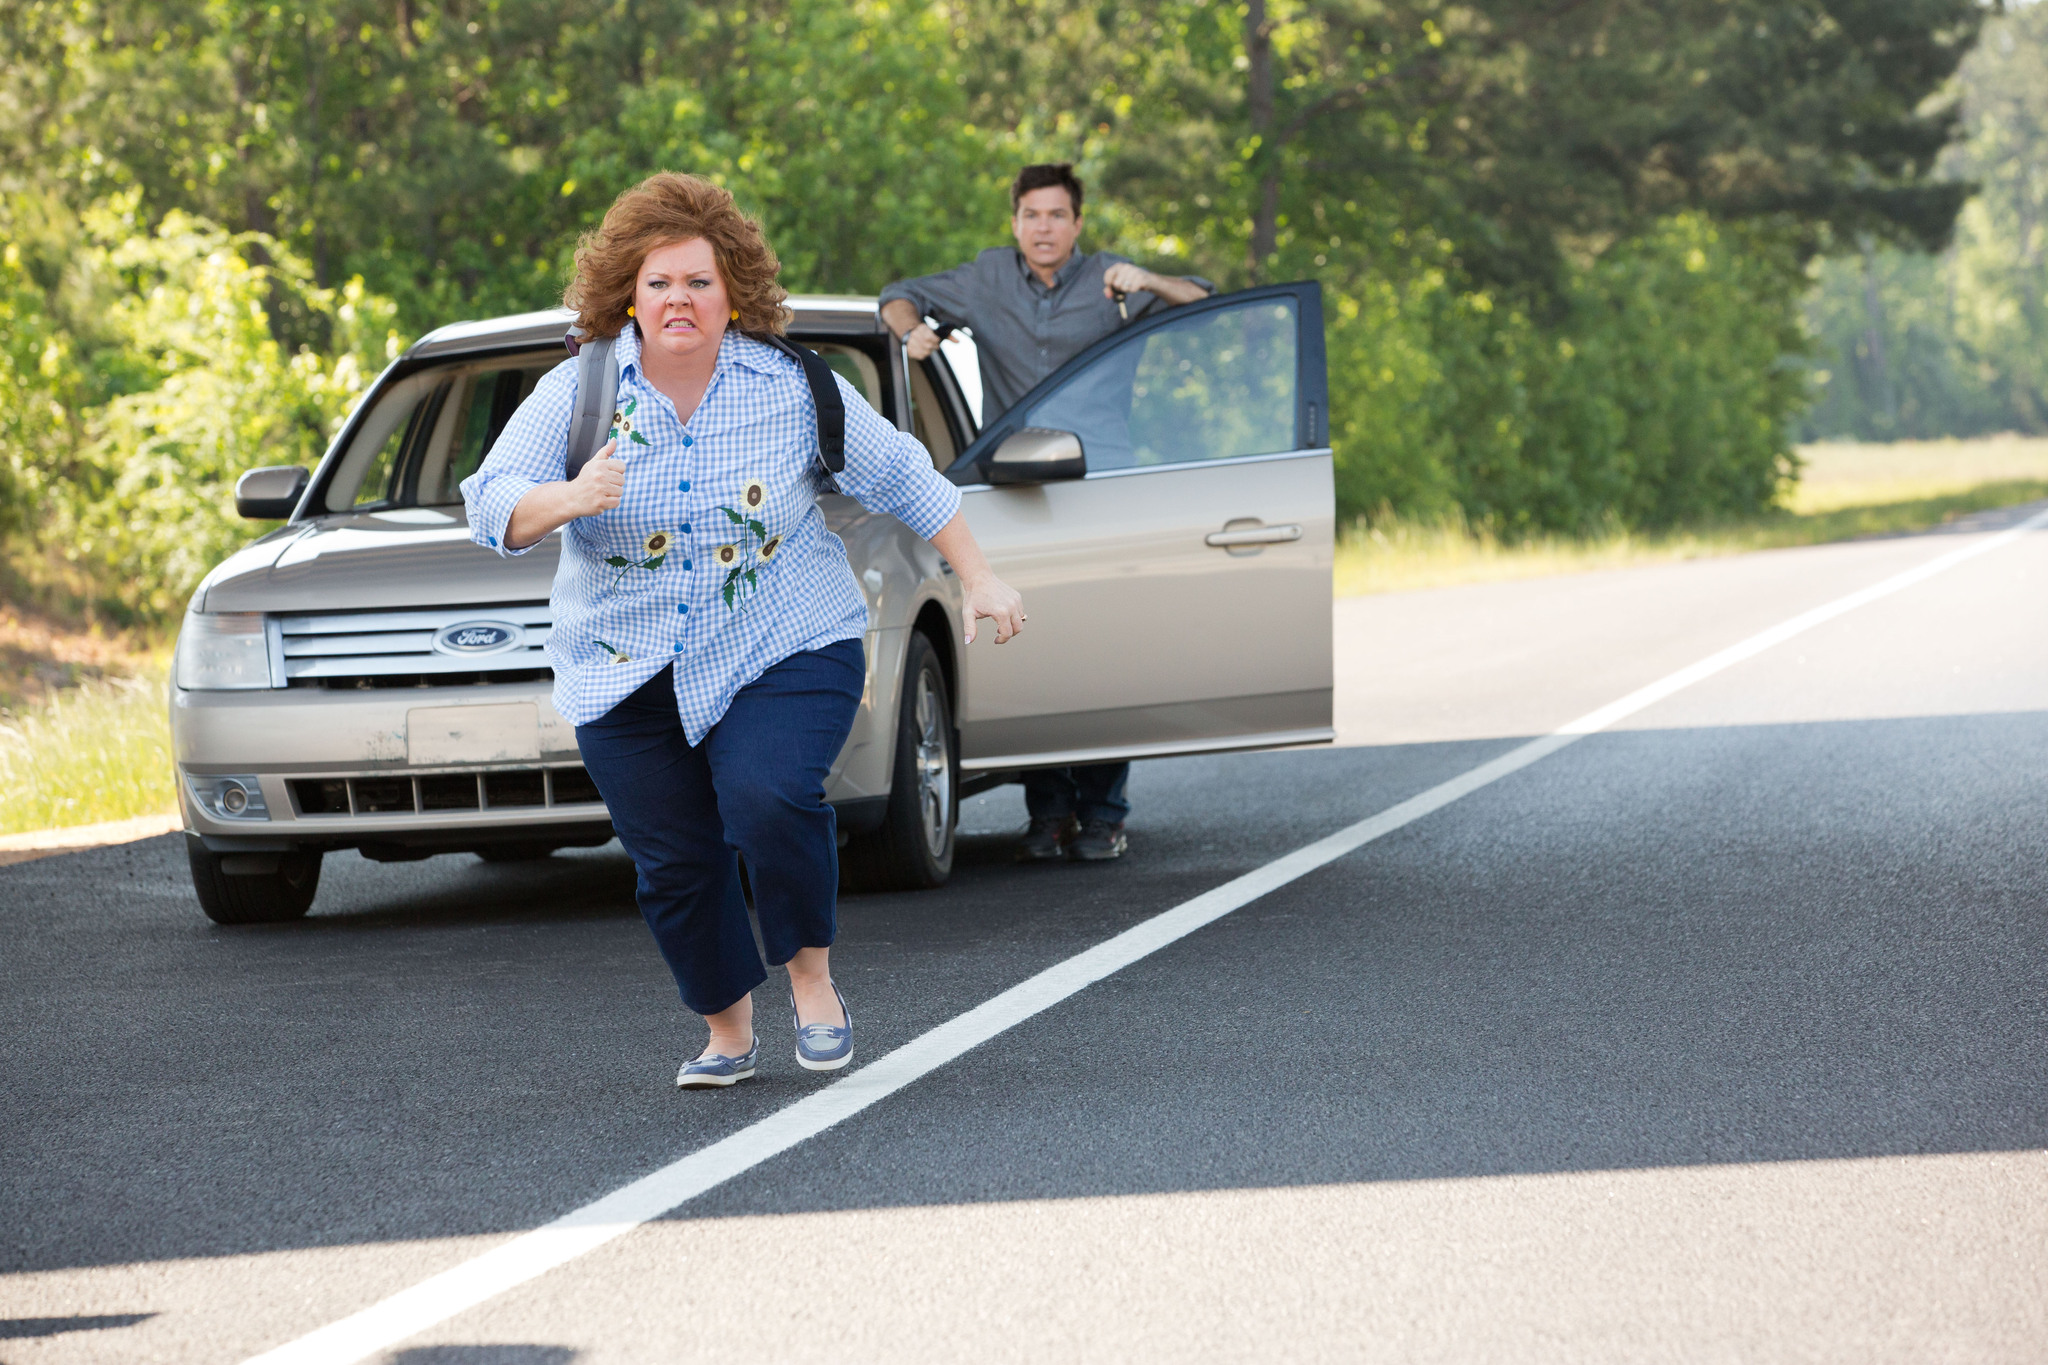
[1023, 762, 1131, 827]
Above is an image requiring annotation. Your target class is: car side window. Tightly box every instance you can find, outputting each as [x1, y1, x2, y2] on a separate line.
[1020, 298, 1300, 472]
[812, 344, 884, 414]
[909, 359, 958, 469]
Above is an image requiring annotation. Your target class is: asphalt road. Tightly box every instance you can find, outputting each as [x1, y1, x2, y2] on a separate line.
[4, 503, 2046, 1363]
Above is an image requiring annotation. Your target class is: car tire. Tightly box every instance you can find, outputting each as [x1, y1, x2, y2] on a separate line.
[477, 843, 559, 863]
[186, 838, 322, 924]
[841, 632, 956, 892]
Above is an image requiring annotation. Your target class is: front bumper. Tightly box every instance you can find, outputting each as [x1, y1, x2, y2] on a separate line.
[173, 678, 614, 852]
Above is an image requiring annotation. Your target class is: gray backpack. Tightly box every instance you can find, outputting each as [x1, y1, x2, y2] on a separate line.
[562, 329, 847, 479]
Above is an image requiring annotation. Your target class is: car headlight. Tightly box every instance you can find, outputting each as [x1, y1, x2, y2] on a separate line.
[186, 773, 271, 821]
[174, 612, 274, 690]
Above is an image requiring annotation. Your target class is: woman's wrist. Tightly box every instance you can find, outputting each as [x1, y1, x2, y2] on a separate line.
[506, 482, 573, 550]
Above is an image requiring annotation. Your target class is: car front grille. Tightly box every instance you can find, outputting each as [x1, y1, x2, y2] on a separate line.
[291, 765, 603, 817]
[278, 604, 552, 687]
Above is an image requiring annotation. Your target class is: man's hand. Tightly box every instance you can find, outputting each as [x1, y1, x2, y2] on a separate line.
[961, 571, 1026, 645]
[1104, 262, 1213, 307]
[882, 297, 941, 360]
[1102, 262, 1158, 299]
[563, 440, 626, 519]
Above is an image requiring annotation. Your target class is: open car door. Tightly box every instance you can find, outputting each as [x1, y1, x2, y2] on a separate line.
[947, 282, 1333, 772]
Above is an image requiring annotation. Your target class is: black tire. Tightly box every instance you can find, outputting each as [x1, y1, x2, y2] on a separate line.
[186, 837, 321, 924]
[842, 632, 956, 892]
[477, 843, 560, 863]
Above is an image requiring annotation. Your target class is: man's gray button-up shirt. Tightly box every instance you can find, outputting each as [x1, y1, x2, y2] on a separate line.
[879, 248, 1214, 423]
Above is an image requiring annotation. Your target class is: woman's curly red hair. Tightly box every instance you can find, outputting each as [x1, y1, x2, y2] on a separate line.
[565, 173, 790, 340]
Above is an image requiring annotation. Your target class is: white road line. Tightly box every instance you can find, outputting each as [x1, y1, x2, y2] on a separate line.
[245, 505, 2048, 1365]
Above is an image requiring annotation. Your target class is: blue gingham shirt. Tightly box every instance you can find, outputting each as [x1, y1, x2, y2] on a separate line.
[461, 325, 961, 738]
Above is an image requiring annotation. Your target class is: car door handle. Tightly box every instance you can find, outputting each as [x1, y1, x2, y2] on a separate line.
[1205, 523, 1302, 548]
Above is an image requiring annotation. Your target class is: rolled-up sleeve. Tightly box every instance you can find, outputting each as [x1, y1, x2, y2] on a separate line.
[461, 358, 576, 557]
[877, 261, 983, 332]
[1123, 266, 1218, 322]
[827, 373, 961, 540]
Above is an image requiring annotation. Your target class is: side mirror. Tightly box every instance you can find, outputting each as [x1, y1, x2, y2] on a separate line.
[983, 427, 1086, 485]
[235, 465, 309, 520]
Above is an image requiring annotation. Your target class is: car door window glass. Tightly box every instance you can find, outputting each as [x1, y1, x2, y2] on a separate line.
[812, 344, 884, 413]
[1021, 298, 1299, 472]
[909, 359, 959, 469]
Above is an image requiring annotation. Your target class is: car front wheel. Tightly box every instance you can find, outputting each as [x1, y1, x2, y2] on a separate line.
[186, 836, 322, 924]
[841, 632, 956, 892]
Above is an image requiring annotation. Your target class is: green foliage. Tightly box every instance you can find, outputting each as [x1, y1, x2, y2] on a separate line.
[1330, 216, 1807, 531]
[0, 0, 1998, 614]
[0, 194, 399, 622]
[1801, 5, 2048, 441]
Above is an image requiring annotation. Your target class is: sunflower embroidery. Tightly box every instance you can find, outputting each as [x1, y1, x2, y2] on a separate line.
[715, 479, 781, 610]
[599, 528, 672, 597]
[610, 397, 651, 448]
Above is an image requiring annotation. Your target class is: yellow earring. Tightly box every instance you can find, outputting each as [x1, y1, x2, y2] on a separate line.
[730, 309, 738, 321]
[626, 305, 635, 318]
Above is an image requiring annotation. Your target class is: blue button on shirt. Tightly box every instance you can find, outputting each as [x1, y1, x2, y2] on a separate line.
[462, 326, 961, 740]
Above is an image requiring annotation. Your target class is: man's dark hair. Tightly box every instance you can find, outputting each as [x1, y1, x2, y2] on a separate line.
[1010, 163, 1084, 216]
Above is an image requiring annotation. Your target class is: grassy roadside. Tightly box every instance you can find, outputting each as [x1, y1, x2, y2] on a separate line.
[0, 670, 176, 834]
[1336, 436, 2048, 596]
[0, 605, 175, 835]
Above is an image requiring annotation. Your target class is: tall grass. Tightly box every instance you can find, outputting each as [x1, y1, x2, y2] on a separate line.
[0, 671, 175, 834]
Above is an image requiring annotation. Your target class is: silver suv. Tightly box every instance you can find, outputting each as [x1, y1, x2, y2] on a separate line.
[173, 286, 1335, 922]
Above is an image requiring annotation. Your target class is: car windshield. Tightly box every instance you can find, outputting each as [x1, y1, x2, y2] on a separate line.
[322, 353, 559, 512]
[319, 329, 971, 512]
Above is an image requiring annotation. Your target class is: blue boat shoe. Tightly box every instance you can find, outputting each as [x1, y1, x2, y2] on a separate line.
[675, 1036, 758, 1089]
[793, 985, 853, 1071]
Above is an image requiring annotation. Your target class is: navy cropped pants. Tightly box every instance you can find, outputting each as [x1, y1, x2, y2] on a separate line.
[574, 641, 866, 1017]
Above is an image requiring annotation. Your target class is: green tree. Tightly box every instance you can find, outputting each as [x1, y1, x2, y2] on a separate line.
[1801, 3, 2048, 440]
[12, 197, 399, 622]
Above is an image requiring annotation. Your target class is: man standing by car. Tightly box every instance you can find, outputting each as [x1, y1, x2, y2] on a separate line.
[880, 163, 1213, 864]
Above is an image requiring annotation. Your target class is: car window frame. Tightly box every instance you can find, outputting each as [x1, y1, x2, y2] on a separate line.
[942, 281, 1327, 485]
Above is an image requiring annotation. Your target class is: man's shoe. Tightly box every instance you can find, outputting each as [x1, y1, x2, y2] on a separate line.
[1068, 819, 1128, 861]
[677, 1037, 758, 1088]
[1018, 816, 1075, 862]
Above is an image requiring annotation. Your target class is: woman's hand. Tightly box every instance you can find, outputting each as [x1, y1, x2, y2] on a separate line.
[504, 441, 624, 550]
[928, 511, 1025, 644]
[961, 570, 1026, 645]
[562, 441, 626, 518]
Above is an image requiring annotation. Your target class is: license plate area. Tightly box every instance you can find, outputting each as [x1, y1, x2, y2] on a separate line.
[406, 703, 541, 766]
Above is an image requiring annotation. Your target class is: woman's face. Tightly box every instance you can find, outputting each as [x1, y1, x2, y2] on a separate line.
[634, 238, 730, 362]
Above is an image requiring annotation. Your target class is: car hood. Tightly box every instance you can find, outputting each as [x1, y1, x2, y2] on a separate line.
[198, 509, 558, 614]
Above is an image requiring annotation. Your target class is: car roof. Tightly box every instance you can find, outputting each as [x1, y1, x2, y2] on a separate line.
[403, 294, 885, 360]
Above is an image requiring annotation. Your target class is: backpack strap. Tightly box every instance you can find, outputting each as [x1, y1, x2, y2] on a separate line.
[563, 331, 618, 481]
[762, 333, 846, 473]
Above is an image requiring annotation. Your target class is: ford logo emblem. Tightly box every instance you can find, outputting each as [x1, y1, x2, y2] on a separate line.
[432, 621, 522, 655]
